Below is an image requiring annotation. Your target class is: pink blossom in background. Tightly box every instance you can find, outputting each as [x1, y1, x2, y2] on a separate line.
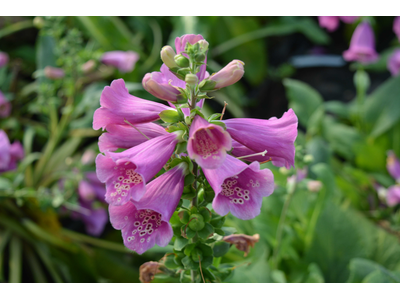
[387, 150, 400, 182]
[343, 22, 379, 64]
[100, 51, 139, 73]
[44, 66, 65, 79]
[393, 16, 400, 41]
[0, 51, 9, 68]
[386, 186, 400, 207]
[387, 49, 400, 76]
[187, 115, 232, 169]
[318, 16, 358, 32]
[0, 91, 11, 118]
[0, 130, 24, 173]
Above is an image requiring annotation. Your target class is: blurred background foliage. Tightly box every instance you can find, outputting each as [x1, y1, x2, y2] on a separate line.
[0, 16, 400, 283]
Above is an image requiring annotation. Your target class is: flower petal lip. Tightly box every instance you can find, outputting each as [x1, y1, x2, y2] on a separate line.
[343, 22, 379, 64]
[93, 78, 173, 131]
[108, 163, 187, 254]
[223, 108, 298, 169]
[98, 122, 167, 153]
[187, 115, 232, 169]
[203, 155, 274, 220]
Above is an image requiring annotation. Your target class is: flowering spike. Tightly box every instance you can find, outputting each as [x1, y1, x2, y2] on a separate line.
[203, 155, 274, 220]
[187, 115, 232, 169]
[109, 163, 187, 254]
[387, 49, 400, 77]
[96, 132, 182, 205]
[98, 123, 167, 153]
[100, 50, 139, 73]
[0, 91, 11, 118]
[223, 109, 298, 169]
[93, 79, 173, 130]
[343, 22, 379, 64]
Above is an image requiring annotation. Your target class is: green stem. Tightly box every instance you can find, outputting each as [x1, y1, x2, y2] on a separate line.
[272, 184, 296, 269]
[0, 19, 34, 39]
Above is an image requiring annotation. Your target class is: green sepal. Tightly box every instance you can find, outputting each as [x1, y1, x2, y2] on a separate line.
[174, 236, 188, 251]
[181, 185, 196, 200]
[176, 107, 186, 120]
[182, 256, 198, 270]
[210, 120, 227, 130]
[197, 223, 214, 239]
[190, 108, 205, 119]
[188, 214, 205, 231]
[172, 225, 182, 237]
[175, 141, 187, 154]
[199, 79, 217, 92]
[179, 271, 192, 283]
[204, 190, 215, 203]
[168, 158, 185, 169]
[200, 256, 213, 269]
[213, 241, 230, 257]
[199, 207, 212, 222]
[197, 243, 213, 257]
[174, 255, 184, 268]
[184, 173, 195, 186]
[164, 255, 180, 269]
[196, 92, 213, 99]
[208, 113, 222, 122]
[178, 210, 190, 224]
[159, 110, 182, 123]
[166, 124, 181, 133]
[185, 227, 196, 239]
[197, 188, 205, 203]
[214, 228, 225, 236]
[210, 216, 225, 229]
[191, 248, 203, 262]
[177, 68, 191, 78]
[190, 206, 198, 214]
[183, 243, 197, 256]
[202, 268, 216, 282]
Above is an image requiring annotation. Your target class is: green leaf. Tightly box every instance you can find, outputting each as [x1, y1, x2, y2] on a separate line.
[283, 78, 323, 127]
[271, 269, 287, 283]
[182, 256, 198, 270]
[213, 242, 230, 257]
[174, 236, 188, 251]
[164, 255, 180, 270]
[348, 258, 400, 283]
[159, 110, 182, 123]
[9, 236, 22, 283]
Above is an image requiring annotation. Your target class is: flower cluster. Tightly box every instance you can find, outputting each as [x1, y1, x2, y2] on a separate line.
[0, 130, 24, 174]
[93, 34, 298, 255]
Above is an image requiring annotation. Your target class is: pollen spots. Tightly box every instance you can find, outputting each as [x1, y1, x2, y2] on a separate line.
[126, 209, 163, 245]
[109, 165, 143, 202]
[221, 176, 257, 205]
[194, 128, 220, 160]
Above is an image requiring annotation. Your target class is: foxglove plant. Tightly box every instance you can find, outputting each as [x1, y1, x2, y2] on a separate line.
[93, 34, 298, 282]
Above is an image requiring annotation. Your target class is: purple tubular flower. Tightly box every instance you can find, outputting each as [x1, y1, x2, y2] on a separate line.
[187, 115, 232, 169]
[0, 130, 24, 173]
[343, 22, 379, 64]
[0, 91, 11, 118]
[79, 208, 108, 237]
[109, 163, 188, 254]
[93, 79, 173, 130]
[318, 16, 340, 32]
[387, 150, 400, 181]
[223, 109, 298, 169]
[96, 131, 182, 205]
[386, 186, 400, 207]
[142, 65, 185, 102]
[203, 155, 274, 220]
[394, 17, 400, 41]
[98, 122, 167, 153]
[207, 60, 244, 90]
[44, 66, 65, 79]
[0, 52, 9, 68]
[100, 51, 139, 73]
[387, 49, 400, 77]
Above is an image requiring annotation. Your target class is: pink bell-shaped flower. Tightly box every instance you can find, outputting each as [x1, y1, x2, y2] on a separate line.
[387, 49, 400, 77]
[100, 50, 139, 73]
[393, 16, 400, 42]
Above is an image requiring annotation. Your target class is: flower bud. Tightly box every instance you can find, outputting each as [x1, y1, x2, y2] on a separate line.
[44, 66, 65, 79]
[160, 46, 179, 69]
[208, 60, 245, 90]
[33, 17, 45, 29]
[222, 233, 260, 257]
[188, 214, 205, 231]
[81, 149, 96, 165]
[174, 54, 189, 68]
[139, 261, 162, 283]
[307, 180, 322, 192]
[0, 52, 9, 68]
[185, 74, 198, 86]
[198, 40, 209, 52]
[194, 53, 205, 63]
[81, 59, 96, 74]
[142, 72, 184, 102]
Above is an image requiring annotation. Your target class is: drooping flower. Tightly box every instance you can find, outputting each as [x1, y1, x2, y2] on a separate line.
[202, 155, 274, 220]
[222, 233, 260, 257]
[96, 131, 183, 205]
[387, 150, 400, 182]
[318, 16, 358, 32]
[343, 21, 379, 64]
[160, 46, 179, 70]
[386, 185, 400, 207]
[223, 109, 298, 169]
[393, 16, 400, 42]
[0, 51, 9, 68]
[93, 79, 173, 131]
[100, 50, 139, 73]
[139, 261, 162, 283]
[0, 91, 11, 118]
[187, 115, 232, 169]
[98, 122, 167, 153]
[44, 66, 65, 79]
[387, 49, 400, 77]
[142, 64, 185, 102]
[201, 60, 245, 91]
[108, 163, 188, 254]
[0, 130, 24, 173]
